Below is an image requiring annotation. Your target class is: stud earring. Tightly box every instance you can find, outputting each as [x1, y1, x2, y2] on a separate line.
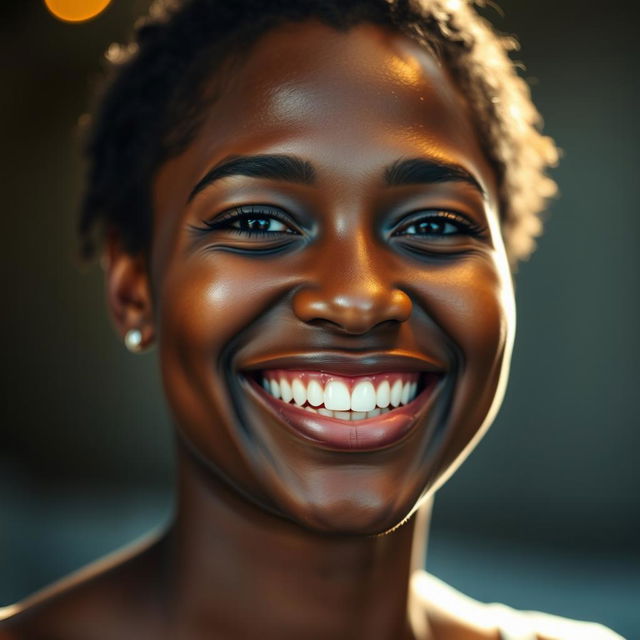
[124, 328, 143, 353]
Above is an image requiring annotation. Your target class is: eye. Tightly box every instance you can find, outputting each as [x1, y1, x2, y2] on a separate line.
[191, 205, 299, 238]
[394, 210, 482, 238]
[232, 216, 288, 233]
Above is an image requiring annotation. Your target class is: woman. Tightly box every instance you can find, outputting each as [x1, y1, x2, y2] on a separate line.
[0, 0, 624, 638]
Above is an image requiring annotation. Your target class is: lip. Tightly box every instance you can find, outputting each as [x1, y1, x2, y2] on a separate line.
[241, 351, 446, 377]
[240, 355, 444, 451]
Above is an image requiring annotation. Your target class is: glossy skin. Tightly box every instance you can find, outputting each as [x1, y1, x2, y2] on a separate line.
[0, 21, 517, 639]
[149, 20, 514, 535]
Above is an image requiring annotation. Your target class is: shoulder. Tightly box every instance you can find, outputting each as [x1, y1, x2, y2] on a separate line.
[411, 571, 625, 640]
[484, 602, 625, 640]
[0, 532, 165, 640]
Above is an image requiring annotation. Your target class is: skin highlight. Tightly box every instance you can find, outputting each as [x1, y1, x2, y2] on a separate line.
[1, 21, 518, 640]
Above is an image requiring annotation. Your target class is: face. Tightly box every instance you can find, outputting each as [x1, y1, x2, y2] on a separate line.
[137, 21, 515, 534]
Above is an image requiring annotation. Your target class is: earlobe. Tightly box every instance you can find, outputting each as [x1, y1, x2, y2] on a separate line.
[104, 234, 155, 352]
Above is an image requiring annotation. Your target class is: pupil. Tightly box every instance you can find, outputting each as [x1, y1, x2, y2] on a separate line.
[246, 218, 270, 231]
[418, 220, 444, 234]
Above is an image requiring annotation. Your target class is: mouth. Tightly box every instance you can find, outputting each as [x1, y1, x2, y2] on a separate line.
[241, 358, 444, 451]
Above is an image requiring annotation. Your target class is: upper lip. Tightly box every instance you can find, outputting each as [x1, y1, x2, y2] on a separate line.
[240, 351, 446, 377]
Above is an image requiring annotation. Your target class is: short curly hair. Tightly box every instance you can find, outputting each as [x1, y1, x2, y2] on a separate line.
[79, 0, 558, 266]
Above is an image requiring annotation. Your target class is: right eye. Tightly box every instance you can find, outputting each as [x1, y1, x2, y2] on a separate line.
[192, 205, 300, 238]
[228, 215, 290, 233]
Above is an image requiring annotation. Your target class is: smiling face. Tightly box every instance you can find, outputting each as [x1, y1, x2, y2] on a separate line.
[136, 21, 515, 534]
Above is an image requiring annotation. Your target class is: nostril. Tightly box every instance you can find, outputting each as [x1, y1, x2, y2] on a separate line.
[292, 286, 412, 334]
[307, 317, 376, 336]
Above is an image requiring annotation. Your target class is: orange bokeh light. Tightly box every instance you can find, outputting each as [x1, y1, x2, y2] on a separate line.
[44, 0, 113, 23]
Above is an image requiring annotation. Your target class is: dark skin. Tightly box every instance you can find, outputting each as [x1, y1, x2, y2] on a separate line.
[1, 21, 552, 640]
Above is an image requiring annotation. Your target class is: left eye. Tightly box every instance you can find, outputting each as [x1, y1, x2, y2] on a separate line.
[400, 219, 460, 236]
[395, 212, 477, 237]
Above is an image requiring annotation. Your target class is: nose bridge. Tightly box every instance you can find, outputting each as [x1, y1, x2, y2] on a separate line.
[292, 227, 412, 334]
[335, 229, 385, 301]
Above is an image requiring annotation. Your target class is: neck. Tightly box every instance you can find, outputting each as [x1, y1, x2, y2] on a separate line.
[160, 444, 432, 640]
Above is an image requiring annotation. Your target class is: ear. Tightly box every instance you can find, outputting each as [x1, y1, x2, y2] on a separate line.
[104, 233, 155, 350]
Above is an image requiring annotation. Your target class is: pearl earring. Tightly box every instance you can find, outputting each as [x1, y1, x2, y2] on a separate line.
[124, 329, 143, 353]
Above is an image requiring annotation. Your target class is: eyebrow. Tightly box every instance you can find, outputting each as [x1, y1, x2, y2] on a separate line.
[384, 157, 485, 196]
[187, 153, 485, 202]
[188, 154, 316, 202]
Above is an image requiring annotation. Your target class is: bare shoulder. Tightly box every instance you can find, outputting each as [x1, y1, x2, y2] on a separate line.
[0, 532, 166, 640]
[410, 571, 626, 640]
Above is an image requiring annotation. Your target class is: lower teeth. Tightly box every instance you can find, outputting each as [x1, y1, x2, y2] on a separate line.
[301, 406, 391, 420]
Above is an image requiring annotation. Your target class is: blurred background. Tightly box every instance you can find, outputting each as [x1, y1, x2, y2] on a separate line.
[0, 0, 638, 636]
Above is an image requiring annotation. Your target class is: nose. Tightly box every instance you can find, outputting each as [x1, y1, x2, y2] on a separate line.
[291, 236, 412, 335]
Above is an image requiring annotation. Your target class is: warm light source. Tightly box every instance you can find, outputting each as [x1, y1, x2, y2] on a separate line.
[44, 0, 113, 23]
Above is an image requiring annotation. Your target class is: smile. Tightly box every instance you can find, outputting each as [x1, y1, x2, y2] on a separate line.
[242, 358, 443, 451]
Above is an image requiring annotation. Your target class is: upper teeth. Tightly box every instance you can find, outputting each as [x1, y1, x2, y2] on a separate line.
[260, 371, 419, 413]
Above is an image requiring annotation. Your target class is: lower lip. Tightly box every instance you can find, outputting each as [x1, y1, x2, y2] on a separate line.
[245, 374, 440, 452]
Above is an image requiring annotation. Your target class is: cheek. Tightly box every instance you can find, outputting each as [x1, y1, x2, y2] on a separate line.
[153, 253, 298, 495]
[417, 254, 515, 477]
[419, 256, 514, 367]
[158, 254, 289, 356]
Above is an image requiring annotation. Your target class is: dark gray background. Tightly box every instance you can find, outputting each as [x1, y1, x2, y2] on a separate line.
[1, 1, 638, 636]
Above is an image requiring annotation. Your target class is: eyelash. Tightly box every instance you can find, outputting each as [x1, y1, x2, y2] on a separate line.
[192, 205, 299, 238]
[191, 206, 482, 239]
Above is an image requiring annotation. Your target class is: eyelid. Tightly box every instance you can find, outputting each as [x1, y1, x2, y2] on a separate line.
[192, 204, 301, 235]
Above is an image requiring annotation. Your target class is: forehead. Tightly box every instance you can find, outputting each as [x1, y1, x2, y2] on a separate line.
[194, 22, 486, 177]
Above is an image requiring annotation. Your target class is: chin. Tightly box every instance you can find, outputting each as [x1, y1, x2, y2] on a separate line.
[295, 503, 411, 536]
[276, 482, 418, 536]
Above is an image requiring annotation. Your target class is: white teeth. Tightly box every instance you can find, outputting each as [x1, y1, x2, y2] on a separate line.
[390, 379, 403, 407]
[261, 373, 421, 415]
[324, 380, 351, 411]
[376, 380, 390, 408]
[291, 378, 307, 406]
[351, 381, 376, 412]
[307, 379, 324, 407]
[400, 381, 411, 405]
[280, 377, 293, 403]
